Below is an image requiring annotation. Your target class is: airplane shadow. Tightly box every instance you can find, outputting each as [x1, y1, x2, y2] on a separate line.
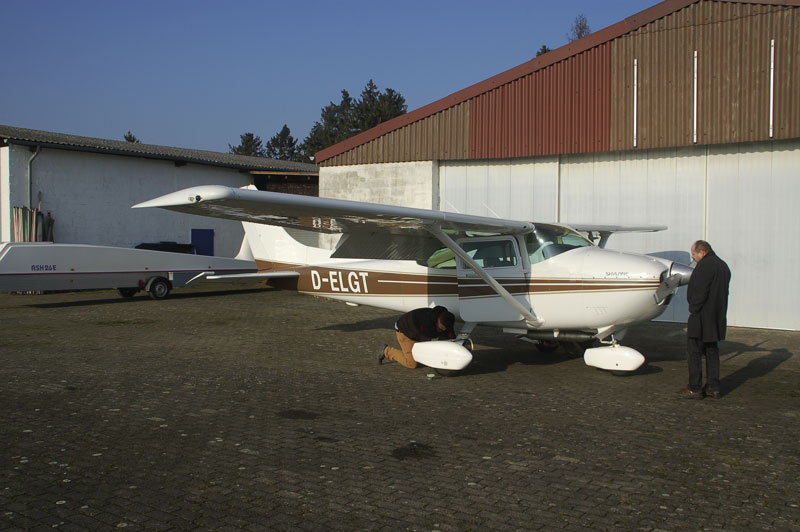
[446, 346, 584, 377]
[27, 287, 272, 309]
[315, 316, 396, 333]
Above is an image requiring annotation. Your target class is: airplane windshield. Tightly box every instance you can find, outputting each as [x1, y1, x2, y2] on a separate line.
[526, 224, 592, 265]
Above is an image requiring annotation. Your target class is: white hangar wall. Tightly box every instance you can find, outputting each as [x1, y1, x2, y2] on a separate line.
[320, 161, 439, 209]
[318, 161, 439, 249]
[439, 139, 800, 331]
[0, 144, 250, 257]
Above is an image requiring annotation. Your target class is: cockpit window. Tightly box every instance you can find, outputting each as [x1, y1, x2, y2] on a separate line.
[420, 239, 520, 270]
[526, 224, 593, 265]
[460, 240, 518, 268]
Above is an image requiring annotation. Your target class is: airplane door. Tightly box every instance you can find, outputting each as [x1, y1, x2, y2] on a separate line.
[456, 237, 529, 322]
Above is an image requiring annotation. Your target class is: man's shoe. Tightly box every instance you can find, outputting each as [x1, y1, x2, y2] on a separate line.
[677, 388, 704, 400]
[377, 345, 387, 365]
[704, 388, 721, 399]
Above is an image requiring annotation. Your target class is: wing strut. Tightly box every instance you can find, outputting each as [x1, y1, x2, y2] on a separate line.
[427, 225, 544, 328]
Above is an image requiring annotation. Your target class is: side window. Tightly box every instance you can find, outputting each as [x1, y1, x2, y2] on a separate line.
[460, 240, 518, 268]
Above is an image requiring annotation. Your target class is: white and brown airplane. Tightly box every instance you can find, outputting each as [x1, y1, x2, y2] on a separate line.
[134, 185, 693, 374]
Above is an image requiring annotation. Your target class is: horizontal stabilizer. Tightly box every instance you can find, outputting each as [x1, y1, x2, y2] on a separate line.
[568, 224, 668, 248]
[205, 271, 299, 281]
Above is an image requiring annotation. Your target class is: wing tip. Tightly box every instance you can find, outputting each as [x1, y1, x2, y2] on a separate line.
[133, 185, 235, 209]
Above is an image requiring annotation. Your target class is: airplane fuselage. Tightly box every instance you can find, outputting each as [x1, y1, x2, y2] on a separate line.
[261, 245, 670, 339]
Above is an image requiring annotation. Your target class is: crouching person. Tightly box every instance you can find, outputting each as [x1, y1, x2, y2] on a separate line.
[378, 306, 456, 369]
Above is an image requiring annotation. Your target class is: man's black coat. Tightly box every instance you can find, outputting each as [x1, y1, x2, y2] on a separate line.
[687, 251, 731, 342]
[396, 307, 454, 342]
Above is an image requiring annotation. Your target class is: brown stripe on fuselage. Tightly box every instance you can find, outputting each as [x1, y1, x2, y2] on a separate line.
[257, 260, 457, 296]
[257, 260, 660, 298]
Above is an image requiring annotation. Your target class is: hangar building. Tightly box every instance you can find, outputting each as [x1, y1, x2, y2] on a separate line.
[0, 125, 318, 257]
[314, 0, 800, 330]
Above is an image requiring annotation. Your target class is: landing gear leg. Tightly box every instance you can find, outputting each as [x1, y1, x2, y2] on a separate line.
[454, 322, 477, 351]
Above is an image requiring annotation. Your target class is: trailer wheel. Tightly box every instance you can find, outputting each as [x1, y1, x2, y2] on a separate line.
[118, 287, 139, 298]
[148, 278, 171, 300]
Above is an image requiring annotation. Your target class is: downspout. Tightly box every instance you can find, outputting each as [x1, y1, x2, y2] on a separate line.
[27, 145, 42, 208]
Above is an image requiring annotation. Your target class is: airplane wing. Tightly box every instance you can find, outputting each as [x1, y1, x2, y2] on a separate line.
[135, 185, 544, 326]
[133, 185, 533, 261]
[568, 224, 668, 248]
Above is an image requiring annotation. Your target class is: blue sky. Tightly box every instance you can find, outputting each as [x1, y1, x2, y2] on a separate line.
[3, 0, 655, 153]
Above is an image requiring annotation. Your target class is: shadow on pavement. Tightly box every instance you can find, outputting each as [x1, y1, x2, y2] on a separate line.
[721, 348, 793, 396]
[443, 346, 583, 377]
[28, 287, 271, 308]
[316, 316, 396, 332]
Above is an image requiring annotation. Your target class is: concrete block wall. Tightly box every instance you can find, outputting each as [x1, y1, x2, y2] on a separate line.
[2, 144, 251, 257]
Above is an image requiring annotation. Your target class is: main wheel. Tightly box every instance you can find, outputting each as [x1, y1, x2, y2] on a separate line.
[563, 340, 597, 357]
[535, 340, 560, 354]
[148, 278, 171, 300]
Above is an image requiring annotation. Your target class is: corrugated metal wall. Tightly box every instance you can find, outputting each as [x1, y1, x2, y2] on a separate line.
[320, 0, 800, 167]
[471, 45, 611, 158]
[611, 1, 800, 151]
[320, 102, 471, 166]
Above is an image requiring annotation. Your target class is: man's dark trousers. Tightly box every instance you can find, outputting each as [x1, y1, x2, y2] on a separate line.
[687, 337, 720, 394]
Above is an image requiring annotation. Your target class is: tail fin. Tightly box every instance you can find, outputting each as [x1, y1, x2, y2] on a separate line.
[241, 221, 333, 267]
[237, 184, 333, 267]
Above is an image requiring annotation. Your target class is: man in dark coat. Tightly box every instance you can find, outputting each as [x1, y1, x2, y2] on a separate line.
[680, 240, 731, 399]
[378, 306, 456, 369]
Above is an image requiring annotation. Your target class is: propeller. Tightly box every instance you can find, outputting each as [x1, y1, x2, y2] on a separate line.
[654, 261, 693, 304]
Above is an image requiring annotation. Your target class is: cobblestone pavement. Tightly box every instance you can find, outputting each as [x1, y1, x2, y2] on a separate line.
[1, 286, 799, 531]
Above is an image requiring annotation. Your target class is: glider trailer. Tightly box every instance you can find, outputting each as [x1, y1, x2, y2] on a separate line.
[0, 241, 257, 299]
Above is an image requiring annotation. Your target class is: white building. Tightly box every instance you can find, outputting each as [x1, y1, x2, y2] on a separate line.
[0, 125, 318, 258]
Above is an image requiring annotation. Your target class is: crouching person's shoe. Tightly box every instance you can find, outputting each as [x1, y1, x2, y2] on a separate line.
[377, 345, 387, 365]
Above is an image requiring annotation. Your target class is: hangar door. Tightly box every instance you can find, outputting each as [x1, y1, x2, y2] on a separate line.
[439, 141, 800, 331]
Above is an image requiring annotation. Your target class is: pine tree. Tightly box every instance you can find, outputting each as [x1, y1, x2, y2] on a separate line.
[300, 81, 406, 161]
[228, 132, 266, 157]
[265, 125, 300, 161]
